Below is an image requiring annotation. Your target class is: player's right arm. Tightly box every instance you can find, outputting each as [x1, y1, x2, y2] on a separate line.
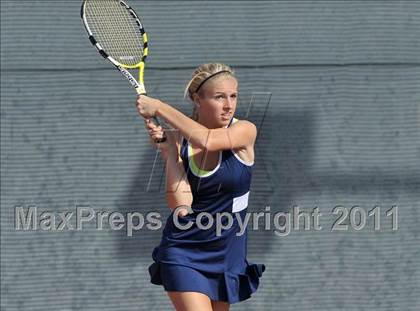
[145, 120, 192, 215]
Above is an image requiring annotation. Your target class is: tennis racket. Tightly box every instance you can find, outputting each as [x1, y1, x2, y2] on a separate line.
[81, 0, 166, 142]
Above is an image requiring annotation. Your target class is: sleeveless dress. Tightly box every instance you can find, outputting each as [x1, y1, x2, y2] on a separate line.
[148, 117, 265, 304]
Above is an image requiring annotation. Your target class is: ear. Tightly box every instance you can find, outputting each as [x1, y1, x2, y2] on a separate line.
[192, 93, 201, 107]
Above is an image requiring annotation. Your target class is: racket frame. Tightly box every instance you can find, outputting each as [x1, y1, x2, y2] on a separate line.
[81, 0, 166, 142]
[81, 0, 148, 95]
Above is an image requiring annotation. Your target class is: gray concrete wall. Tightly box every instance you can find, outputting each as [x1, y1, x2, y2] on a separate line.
[2, 1, 419, 310]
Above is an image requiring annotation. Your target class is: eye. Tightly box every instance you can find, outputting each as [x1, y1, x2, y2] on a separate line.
[215, 94, 224, 100]
[230, 94, 237, 99]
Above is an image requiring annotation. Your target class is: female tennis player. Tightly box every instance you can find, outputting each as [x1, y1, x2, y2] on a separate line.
[136, 63, 265, 311]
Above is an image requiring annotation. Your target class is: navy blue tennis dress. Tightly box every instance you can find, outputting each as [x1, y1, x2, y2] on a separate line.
[148, 117, 265, 303]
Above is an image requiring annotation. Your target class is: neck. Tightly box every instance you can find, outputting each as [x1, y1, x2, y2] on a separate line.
[197, 116, 219, 129]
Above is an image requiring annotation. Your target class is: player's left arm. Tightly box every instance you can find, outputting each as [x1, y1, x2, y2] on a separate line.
[204, 120, 257, 152]
[158, 101, 257, 151]
[137, 96, 257, 151]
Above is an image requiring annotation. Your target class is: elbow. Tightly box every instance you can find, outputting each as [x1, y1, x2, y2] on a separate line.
[166, 192, 193, 210]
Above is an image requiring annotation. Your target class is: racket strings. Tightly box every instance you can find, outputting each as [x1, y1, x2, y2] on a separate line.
[85, 0, 144, 66]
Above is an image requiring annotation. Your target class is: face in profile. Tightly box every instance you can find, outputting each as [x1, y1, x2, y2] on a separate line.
[194, 76, 238, 129]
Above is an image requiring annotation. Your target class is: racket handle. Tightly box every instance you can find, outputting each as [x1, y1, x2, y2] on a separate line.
[151, 116, 167, 143]
[137, 92, 167, 143]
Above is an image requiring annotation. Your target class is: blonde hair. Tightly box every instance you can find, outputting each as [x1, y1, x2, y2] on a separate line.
[184, 63, 235, 120]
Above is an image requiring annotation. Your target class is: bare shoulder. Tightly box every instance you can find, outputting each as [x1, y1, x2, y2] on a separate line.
[230, 119, 257, 140]
[231, 119, 256, 128]
[230, 119, 257, 164]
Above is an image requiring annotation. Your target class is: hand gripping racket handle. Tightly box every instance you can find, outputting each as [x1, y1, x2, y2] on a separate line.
[137, 92, 167, 143]
[151, 116, 167, 143]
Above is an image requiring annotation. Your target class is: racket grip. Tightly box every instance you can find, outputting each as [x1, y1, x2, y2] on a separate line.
[151, 116, 167, 143]
[136, 92, 166, 143]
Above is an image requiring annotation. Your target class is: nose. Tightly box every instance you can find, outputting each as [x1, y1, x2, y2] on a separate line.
[224, 97, 235, 110]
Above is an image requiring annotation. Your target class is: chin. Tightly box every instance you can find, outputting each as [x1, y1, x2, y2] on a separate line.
[220, 119, 231, 127]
